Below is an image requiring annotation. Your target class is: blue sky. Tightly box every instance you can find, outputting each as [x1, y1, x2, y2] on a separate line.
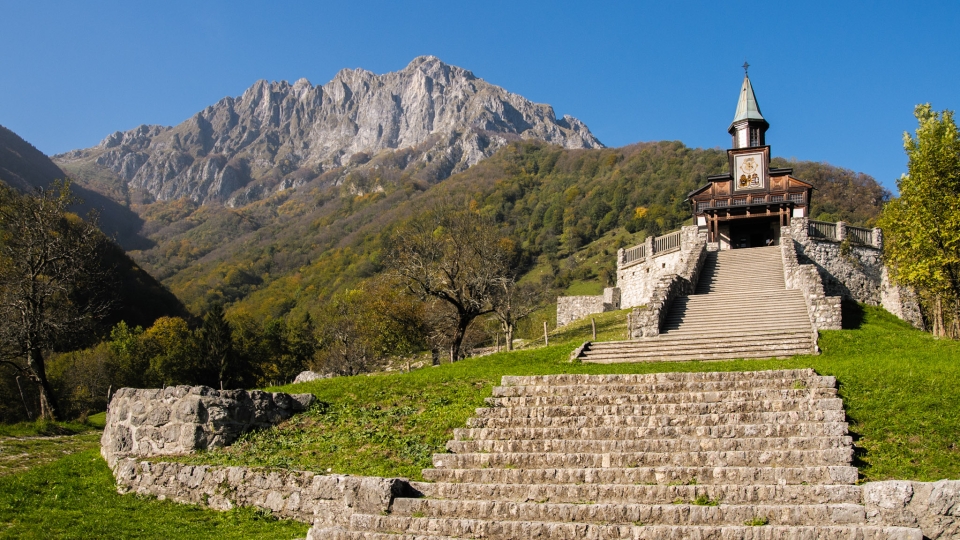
[2, 1, 958, 192]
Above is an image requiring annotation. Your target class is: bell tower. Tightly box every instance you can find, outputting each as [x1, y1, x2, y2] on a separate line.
[728, 62, 769, 149]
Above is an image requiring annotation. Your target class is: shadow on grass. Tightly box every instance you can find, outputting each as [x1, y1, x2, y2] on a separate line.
[841, 299, 866, 330]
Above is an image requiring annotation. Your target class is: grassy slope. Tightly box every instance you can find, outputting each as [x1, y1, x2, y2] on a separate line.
[0, 414, 307, 539]
[181, 305, 960, 483]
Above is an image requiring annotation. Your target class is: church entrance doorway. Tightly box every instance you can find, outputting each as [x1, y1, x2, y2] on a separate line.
[729, 217, 781, 249]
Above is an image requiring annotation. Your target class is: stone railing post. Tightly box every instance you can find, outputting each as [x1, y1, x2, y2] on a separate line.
[836, 221, 847, 242]
[644, 235, 654, 257]
[873, 227, 883, 250]
[617, 247, 624, 267]
[791, 217, 809, 242]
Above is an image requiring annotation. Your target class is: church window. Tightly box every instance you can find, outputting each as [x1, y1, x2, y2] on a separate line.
[749, 128, 760, 147]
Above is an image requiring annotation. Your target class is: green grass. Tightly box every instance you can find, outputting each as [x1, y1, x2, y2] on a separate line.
[178, 305, 960, 483]
[0, 449, 308, 539]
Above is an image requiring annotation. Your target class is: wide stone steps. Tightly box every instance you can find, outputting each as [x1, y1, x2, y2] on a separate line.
[454, 422, 851, 442]
[420, 465, 859, 485]
[464, 409, 846, 429]
[430, 448, 852, 469]
[308, 370, 923, 539]
[408, 481, 864, 506]
[338, 514, 921, 540]
[577, 245, 817, 365]
[472, 398, 844, 418]
[446, 435, 853, 455]
[493, 371, 832, 396]
[390, 498, 869, 526]
[484, 387, 836, 407]
[579, 341, 815, 363]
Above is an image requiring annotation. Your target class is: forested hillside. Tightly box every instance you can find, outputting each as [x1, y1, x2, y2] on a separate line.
[115, 141, 889, 320]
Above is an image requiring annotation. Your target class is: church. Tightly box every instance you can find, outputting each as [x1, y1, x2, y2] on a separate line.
[556, 68, 923, 335]
[687, 66, 814, 250]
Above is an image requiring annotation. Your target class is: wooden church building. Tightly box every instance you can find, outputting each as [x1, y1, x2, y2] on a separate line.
[687, 68, 813, 249]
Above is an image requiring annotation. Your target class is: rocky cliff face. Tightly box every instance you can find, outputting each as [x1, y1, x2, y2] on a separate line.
[55, 56, 602, 206]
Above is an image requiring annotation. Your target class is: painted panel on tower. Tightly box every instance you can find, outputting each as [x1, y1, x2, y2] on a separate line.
[734, 152, 765, 191]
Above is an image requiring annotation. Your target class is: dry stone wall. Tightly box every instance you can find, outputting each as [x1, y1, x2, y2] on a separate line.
[113, 458, 411, 526]
[101, 386, 314, 467]
[780, 229, 842, 331]
[556, 288, 620, 327]
[790, 218, 923, 328]
[864, 480, 960, 539]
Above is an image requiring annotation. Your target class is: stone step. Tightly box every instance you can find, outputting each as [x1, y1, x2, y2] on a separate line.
[311, 528, 457, 540]
[580, 345, 814, 364]
[346, 514, 920, 539]
[580, 342, 815, 362]
[447, 436, 853, 455]
[408, 481, 864, 506]
[586, 330, 814, 348]
[408, 481, 863, 506]
[472, 398, 844, 418]
[420, 465, 860, 485]
[484, 387, 837, 407]
[580, 347, 816, 364]
[389, 498, 868, 527]
[464, 409, 846, 429]
[454, 421, 851, 442]
[431, 448, 852, 469]
[499, 369, 824, 387]
[492, 378, 831, 398]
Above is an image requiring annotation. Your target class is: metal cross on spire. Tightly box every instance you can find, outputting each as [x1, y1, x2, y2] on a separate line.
[743, 61, 750, 75]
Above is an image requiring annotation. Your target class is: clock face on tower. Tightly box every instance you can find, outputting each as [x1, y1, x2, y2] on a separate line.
[734, 152, 764, 191]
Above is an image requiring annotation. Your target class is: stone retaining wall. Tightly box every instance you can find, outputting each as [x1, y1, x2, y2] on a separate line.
[790, 218, 924, 329]
[556, 288, 620, 327]
[864, 480, 960, 539]
[628, 231, 708, 338]
[101, 386, 314, 467]
[113, 458, 411, 526]
[780, 228, 842, 332]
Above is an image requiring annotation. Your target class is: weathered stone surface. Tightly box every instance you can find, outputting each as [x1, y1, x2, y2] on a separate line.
[101, 386, 315, 466]
[789, 218, 923, 329]
[294, 370, 333, 384]
[556, 289, 621, 327]
[781, 227, 843, 331]
[112, 458, 410, 525]
[55, 56, 601, 206]
[627, 226, 707, 338]
[864, 480, 960, 539]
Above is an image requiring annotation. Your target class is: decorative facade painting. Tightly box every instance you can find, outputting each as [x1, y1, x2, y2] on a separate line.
[734, 152, 764, 190]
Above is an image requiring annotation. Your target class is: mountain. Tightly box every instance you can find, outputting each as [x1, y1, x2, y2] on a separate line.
[0, 124, 189, 328]
[54, 56, 602, 207]
[0, 124, 153, 249]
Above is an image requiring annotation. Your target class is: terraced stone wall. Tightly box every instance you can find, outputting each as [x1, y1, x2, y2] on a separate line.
[101, 386, 314, 467]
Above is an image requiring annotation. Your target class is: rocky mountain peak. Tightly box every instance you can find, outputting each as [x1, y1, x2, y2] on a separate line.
[55, 57, 602, 206]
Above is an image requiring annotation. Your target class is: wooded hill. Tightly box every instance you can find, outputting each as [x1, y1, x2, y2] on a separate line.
[93, 140, 889, 322]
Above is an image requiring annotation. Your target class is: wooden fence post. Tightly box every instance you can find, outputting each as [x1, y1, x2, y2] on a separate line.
[591, 318, 597, 340]
[543, 321, 549, 347]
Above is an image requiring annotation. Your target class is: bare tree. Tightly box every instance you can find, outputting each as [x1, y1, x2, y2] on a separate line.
[0, 182, 113, 420]
[390, 204, 511, 362]
[492, 281, 543, 351]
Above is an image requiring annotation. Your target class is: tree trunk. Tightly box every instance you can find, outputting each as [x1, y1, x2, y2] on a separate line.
[449, 317, 470, 363]
[935, 296, 945, 338]
[25, 348, 58, 421]
[505, 324, 514, 352]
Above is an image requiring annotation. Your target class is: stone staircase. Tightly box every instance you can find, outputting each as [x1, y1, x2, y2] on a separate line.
[581, 246, 817, 363]
[311, 370, 921, 539]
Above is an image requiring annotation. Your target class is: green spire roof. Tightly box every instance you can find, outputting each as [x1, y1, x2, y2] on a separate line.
[729, 74, 767, 130]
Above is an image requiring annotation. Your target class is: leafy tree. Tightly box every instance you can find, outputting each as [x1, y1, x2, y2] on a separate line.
[197, 304, 238, 388]
[140, 316, 198, 385]
[0, 182, 113, 420]
[389, 204, 512, 362]
[879, 104, 960, 336]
